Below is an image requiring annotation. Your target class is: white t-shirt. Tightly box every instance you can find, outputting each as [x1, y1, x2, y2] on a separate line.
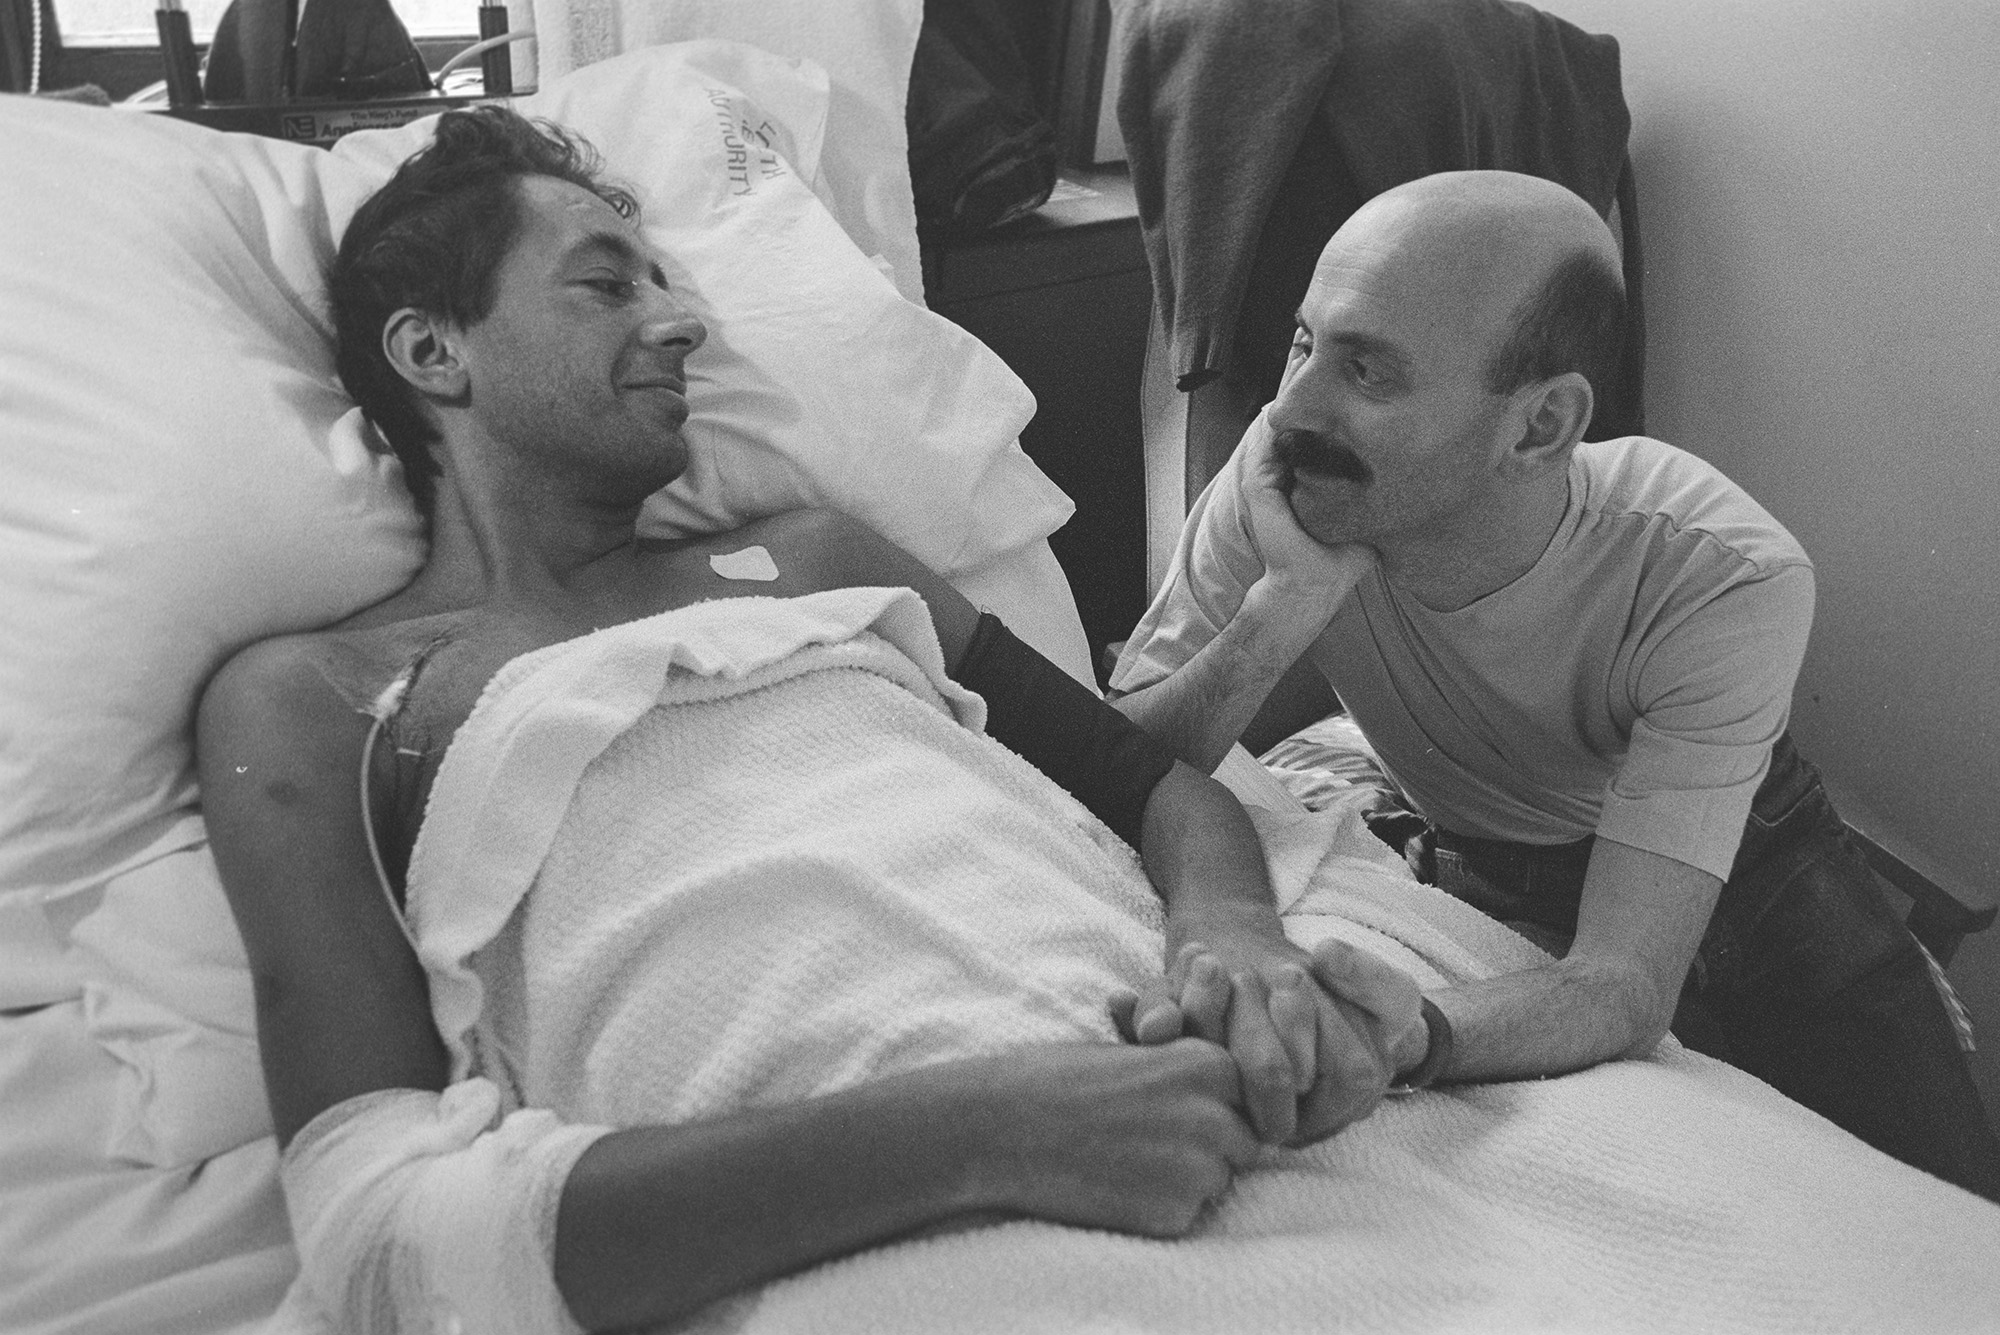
[1112, 433, 1815, 881]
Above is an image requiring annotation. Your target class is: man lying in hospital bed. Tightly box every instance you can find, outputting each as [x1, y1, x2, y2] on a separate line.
[4, 31, 1998, 1335]
[202, 100, 1437, 1333]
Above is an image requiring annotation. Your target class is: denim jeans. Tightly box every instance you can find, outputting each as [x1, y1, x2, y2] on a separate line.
[1400, 735, 2000, 1202]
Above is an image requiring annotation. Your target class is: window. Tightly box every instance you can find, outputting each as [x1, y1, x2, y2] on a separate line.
[53, 0, 475, 45]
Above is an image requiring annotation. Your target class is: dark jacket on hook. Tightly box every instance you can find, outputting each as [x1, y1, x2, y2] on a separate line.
[1113, 0, 1644, 438]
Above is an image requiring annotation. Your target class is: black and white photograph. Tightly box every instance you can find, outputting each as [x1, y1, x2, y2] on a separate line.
[3, 2, 1996, 1331]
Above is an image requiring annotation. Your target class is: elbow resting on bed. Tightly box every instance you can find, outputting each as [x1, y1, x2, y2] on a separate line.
[1580, 953, 1681, 1061]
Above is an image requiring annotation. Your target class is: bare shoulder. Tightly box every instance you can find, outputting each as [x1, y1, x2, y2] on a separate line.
[195, 626, 418, 883]
[201, 605, 475, 738]
[652, 507, 980, 658]
[643, 507, 890, 594]
[736, 506, 877, 558]
[199, 629, 384, 763]
[650, 508, 948, 598]
[756, 508, 947, 579]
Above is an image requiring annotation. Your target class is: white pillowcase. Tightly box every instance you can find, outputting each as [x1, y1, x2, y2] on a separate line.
[1, 40, 1085, 1163]
[529, 0, 929, 303]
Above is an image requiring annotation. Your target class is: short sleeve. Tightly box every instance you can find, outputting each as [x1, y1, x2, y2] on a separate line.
[1596, 563, 1816, 880]
[1108, 436, 1270, 695]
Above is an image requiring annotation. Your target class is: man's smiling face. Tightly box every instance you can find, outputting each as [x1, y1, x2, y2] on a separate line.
[456, 174, 708, 503]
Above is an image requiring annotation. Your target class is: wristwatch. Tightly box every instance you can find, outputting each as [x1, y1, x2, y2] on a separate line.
[1386, 996, 1454, 1095]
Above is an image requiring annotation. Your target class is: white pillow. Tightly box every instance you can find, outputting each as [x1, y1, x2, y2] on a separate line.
[0, 99, 427, 932]
[528, 0, 928, 302]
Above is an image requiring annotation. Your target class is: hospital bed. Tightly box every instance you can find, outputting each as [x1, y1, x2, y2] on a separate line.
[2, 4, 1997, 1332]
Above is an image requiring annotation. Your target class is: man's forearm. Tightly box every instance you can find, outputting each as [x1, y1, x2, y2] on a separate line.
[1420, 837, 1720, 1085]
[552, 1040, 1258, 1332]
[1115, 580, 1331, 774]
[554, 1070, 986, 1331]
[1137, 761, 1285, 929]
[1424, 954, 1674, 1086]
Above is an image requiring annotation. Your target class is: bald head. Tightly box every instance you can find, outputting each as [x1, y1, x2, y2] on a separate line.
[1320, 171, 1625, 406]
[1347, 171, 1615, 268]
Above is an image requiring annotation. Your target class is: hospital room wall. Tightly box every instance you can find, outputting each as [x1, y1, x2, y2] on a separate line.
[1536, 0, 2000, 1110]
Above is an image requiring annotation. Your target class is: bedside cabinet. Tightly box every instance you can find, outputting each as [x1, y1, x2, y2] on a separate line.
[928, 169, 1152, 686]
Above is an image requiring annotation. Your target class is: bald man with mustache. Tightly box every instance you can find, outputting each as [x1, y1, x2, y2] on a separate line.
[1110, 171, 2000, 1199]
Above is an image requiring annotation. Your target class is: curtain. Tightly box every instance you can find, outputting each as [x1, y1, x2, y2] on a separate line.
[0, 0, 59, 94]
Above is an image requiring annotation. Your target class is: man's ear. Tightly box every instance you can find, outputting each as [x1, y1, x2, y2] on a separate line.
[1503, 371, 1593, 476]
[382, 307, 470, 401]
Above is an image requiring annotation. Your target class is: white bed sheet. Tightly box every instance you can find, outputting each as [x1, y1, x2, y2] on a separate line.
[529, 0, 927, 304]
[10, 776, 1999, 1333]
[0, 1002, 292, 1335]
[694, 789, 2000, 1334]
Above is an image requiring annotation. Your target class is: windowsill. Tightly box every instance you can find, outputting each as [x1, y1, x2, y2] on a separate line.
[45, 35, 478, 101]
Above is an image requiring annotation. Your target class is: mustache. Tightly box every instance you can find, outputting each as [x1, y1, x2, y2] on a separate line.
[1271, 428, 1371, 485]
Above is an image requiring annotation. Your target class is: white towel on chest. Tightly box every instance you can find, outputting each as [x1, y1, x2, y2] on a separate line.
[406, 587, 1163, 1126]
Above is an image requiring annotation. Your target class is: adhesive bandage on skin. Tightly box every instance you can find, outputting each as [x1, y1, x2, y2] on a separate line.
[278, 1079, 611, 1335]
[709, 546, 780, 581]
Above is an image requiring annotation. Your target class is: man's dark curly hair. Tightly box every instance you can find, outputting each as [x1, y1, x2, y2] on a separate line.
[330, 106, 638, 515]
[1484, 248, 1626, 421]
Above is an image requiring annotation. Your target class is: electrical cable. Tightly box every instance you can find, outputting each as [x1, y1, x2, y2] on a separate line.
[359, 675, 423, 955]
[432, 29, 533, 90]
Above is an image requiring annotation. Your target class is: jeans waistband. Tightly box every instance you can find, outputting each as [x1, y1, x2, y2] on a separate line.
[1429, 825, 1595, 875]
[1426, 732, 1813, 906]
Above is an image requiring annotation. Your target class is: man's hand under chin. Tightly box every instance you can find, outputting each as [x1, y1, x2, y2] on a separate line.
[1106, 420, 1377, 777]
[1240, 417, 1378, 624]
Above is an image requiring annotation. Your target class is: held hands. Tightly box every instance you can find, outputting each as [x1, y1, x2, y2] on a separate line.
[1115, 908, 1429, 1145]
[952, 931, 1426, 1243]
[1238, 417, 1377, 623]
